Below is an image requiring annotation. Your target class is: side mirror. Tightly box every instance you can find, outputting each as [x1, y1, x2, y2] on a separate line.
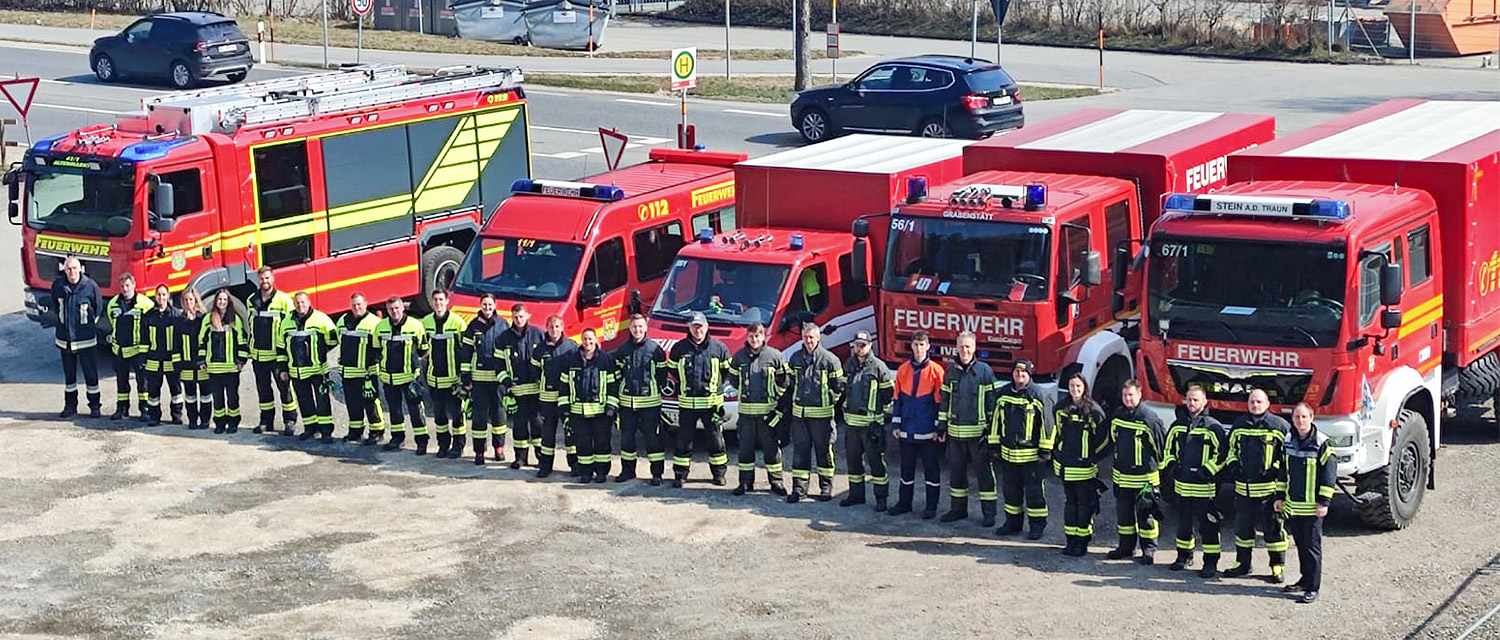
[153, 216, 176, 233]
[1111, 246, 1129, 291]
[1381, 308, 1403, 330]
[1058, 290, 1082, 307]
[153, 181, 175, 218]
[627, 289, 644, 315]
[779, 309, 813, 333]
[851, 237, 869, 289]
[579, 282, 603, 309]
[1081, 250, 1102, 287]
[7, 201, 17, 224]
[851, 218, 869, 238]
[1380, 262, 1403, 307]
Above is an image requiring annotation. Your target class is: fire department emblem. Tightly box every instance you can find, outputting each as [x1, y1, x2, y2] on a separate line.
[171, 251, 186, 271]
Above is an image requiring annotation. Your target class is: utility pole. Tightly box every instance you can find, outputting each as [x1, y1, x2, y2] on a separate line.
[794, 0, 810, 90]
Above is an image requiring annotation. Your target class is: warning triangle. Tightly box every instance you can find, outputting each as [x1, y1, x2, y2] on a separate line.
[0, 77, 39, 120]
[599, 127, 629, 172]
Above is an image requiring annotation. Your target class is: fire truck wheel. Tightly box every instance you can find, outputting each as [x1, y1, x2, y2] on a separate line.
[93, 54, 117, 83]
[170, 61, 198, 90]
[1092, 356, 1131, 413]
[416, 245, 466, 313]
[1355, 408, 1429, 530]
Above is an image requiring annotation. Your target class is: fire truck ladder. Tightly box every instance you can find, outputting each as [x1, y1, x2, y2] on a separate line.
[222, 66, 525, 131]
[142, 64, 413, 111]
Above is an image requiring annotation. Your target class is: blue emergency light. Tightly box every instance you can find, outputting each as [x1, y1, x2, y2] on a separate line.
[790, 234, 805, 251]
[1024, 183, 1047, 211]
[1163, 194, 1198, 211]
[907, 176, 929, 204]
[1164, 193, 1352, 220]
[1306, 199, 1351, 219]
[698, 227, 715, 243]
[511, 178, 626, 201]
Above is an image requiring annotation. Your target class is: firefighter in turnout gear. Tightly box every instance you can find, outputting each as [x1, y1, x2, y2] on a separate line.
[248, 266, 298, 434]
[142, 284, 185, 427]
[104, 273, 152, 421]
[496, 303, 547, 469]
[992, 357, 1057, 539]
[728, 321, 790, 496]
[376, 297, 428, 452]
[535, 315, 578, 477]
[938, 331, 998, 524]
[459, 293, 509, 465]
[787, 322, 845, 503]
[337, 293, 386, 445]
[667, 312, 733, 488]
[199, 289, 248, 432]
[1276, 402, 1335, 604]
[613, 314, 668, 484]
[53, 256, 105, 419]
[840, 331, 894, 511]
[423, 291, 468, 458]
[278, 292, 339, 442]
[1224, 388, 1291, 582]
[1164, 384, 1231, 578]
[1050, 373, 1107, 555]
[559, 328, 619, 484]
[1104, 379, 1168, 565]
[176, 290, 212, 430]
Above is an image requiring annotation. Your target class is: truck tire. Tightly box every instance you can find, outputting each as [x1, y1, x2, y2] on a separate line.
[415, 245, 465, 314]
[1456, 352, 1500, 406]
[1355, 408, 1429, 530]
[1092, 355, 1131, 413]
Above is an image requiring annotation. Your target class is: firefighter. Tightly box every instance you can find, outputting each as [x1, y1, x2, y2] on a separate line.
[1276, 402, 1334, 604]
[376, 297, 428, 453]
[460, 293, 509, 465]
[558, 327, 618, 484]
[535, 315, 578, 478]
[199, 289, 248, 433]
[248, 266, 298, 435]
[667, 312, 733, 488]
[839, 331, 894, 510]
[337, 293, 386, 445]
[937, 331, 998, 524]
[423, 290, 468, 458]
[1050, 373, 1107, 555]
[613, 314, 668, 484]
[993, 357, 1057, 539]
[1104, 379, 1168, 565]
[496, 303, 546, 469]
[176, 290, 211, 430]
[277, 292, 338, 442]
[142, 284, 185, 427]
[104, 273, 152, 422]
[1164, 384, 1230, 578]
[786, 322, 844, 503]
[53, 256, 105, 419]
[728, 321, 790, 496]
[889, 331, 945, 519]
[1224, 388, 1291, 582]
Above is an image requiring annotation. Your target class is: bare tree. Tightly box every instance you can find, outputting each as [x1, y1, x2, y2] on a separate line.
[793, 0, 809, 90]
[1197, 0, 1231, 46]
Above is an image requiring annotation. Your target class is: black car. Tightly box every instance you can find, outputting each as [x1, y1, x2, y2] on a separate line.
[90, 12, 254, 89]
[790, 55, 1024, 143]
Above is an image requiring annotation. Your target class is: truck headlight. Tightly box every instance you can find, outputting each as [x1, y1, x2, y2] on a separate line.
[1328, 434, 1356, 448]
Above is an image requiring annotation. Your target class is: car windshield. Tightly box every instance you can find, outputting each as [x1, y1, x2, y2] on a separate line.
[25, 162, 136, 237]
[1148, 236, 1348, 348]
[882, 215, 1051, 301]
[652, 257, 790, 326]
[453, 236, 584, 302]
[965, 68, 1015, 94]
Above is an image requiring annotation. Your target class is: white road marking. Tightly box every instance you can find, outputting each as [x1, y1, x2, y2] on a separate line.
[1456, 603, 1500, 640]
[615, 98, 675, 107]
[31, 102, 133, 115]
[534, 151, 588, 159]
[723, 108, 783, 118]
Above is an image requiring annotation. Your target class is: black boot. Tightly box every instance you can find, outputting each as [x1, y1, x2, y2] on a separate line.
[145, 406, 161, 427]
[87, 396, 102, 418]
[816, 475, 834, 502]
[615, 463, 637, 483]
[1106, 536, 1137, 560]
[594, 461, 609, 484]
[995, 513, 1024, 536]
[712, 465, 728, 487]
[414, 435, 430, 456]
[511, 447, 528, 470]
[1062, 536, 1081, 556]
[436, 433, 452, 458]
[1224, 549, 1253, 578]
[1170, 550, 1192, 571]
[1026, 519, 1047, 541]
[321, 425, 335, 443]
[732, 483, 750, 496]
[649, 461, 664, 487]
[873, 483, 889, 512]
[253, 419, 266, 434]
[344, 427, 364, 443]
[213, 418, 226, 434]
[1076, 536, 1092, 557]
[184, 402, 198, 430]
[1138, 543, 1157, 566]
[170, 402, 184, 425]
[111, 403, 126, 421]
[1199, 554, 1219, 579]
[922, 483, 941, 519]
[888, 483, 914, 516]
[575, 461, 594, 484]
[980, 501, 997, 528]
[363, 430, 383, 446]
[60, 392, 78, 419]
[840, 482, 866, 507]
[567, 452, 580, 476]
[298, 424, 317, 440]
[383, 432, 406, 452]
[472, 437, 487, 466]
[768, 473, 787, 496]
[787, 477, 809, 503]
[225, 416, 239, 434]
[445, 436, 465, 459]
[939, 501, 968, 523]
[197, 403, 211, 429]
[536, 453, 553, 478]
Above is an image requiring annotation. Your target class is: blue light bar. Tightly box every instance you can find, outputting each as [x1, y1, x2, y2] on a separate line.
[698, 227, 714, 243]
[907, 176, 928, 203]
[1163, 194, 1197, 211]
[1024, 183, 1046, 210]
[31, 135, 63, 153]
[510, 178, 626, 201]
[789, 234, 805, 251]
[1307, 199, 1351, 219]
[120, 138, 192, 163]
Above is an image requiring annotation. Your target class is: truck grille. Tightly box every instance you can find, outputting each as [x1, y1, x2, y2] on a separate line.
[1166, 359, 1312, 405]
[35, 254, 113, 284]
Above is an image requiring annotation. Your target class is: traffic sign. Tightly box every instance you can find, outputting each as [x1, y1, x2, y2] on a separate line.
[826, 23, 840, 59]
[351, 0, 373, 16]
[599, 127, 628, 171]
[0, 76, 38, 120]
[670, 47, 697, 91]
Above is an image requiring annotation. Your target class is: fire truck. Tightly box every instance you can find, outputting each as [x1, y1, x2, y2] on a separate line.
[648, 134, 969, 430]
[448, 147, 746, 343]
[876, 108, 1274, 403]
[1138, 99, 1500, 529]
[6, 64, 531, 322]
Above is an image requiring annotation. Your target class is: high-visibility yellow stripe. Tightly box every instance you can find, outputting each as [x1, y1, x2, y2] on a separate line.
[1397, 309, 1442, 339]
[260, 217, 325, 244]
[1405, 295, 1443, 319]
[328, 196, 413, 231]
[307, 264, 419, 295]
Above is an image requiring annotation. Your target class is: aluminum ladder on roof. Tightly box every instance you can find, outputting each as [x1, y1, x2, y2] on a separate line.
[221, 66, 525, 131]
[141, 64, 413, 111]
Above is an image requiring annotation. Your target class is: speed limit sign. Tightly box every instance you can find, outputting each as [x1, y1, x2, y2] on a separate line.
[351, 0, 373, 16]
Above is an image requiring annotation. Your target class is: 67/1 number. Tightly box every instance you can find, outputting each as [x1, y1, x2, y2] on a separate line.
[1159, 243, 1189, 258]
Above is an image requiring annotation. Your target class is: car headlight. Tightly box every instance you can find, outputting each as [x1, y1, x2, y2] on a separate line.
[1328, 434, 1356, 448]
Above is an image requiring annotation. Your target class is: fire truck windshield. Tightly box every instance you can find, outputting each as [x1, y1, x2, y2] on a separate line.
[882, 215, 1051, 301]
[453, 236, 584, 302]
[25, 164, 136, 237]
[1148, 236, 1348, 348]
[652, 257, 790, 326]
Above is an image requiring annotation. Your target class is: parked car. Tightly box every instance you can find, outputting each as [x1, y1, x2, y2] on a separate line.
[90, 12, 254, 89]
[789, 55, 1024, 143]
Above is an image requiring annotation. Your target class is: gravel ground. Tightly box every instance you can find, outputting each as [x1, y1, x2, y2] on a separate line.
[1, 313, 1498, 640]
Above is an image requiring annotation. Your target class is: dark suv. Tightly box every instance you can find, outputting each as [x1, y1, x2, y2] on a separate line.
[91, 12, 253, 89]
[790, 55, 1024, 143]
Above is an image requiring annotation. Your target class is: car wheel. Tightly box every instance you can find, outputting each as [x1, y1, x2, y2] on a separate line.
[226, 71, 248, 83]
[93, 54, 117, 83]
[798, 108, 832, 143]
[918, 118, 951, 138]
[169, 61, 197, 90]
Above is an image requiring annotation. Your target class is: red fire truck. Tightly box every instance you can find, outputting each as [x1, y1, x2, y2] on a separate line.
[448, 147, 745, 342]
[6, 64, 531, 321]
[1137, 99, 1500, 528]
[876, 108, 1274, 402]
[648, 134, 969, 429]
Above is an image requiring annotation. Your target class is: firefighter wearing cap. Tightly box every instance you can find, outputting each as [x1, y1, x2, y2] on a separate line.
[938, 331, 999, 524]
[1224, 388, 1291, 582]
[336, 293, 386, 445]
[460, 293, 510, 465]
[535, 315, 578, 477]
[728, 321, 790, 496]
[497, 303, 548, 469]
[667, 312, 733, 488]
[1105, 379, 1168, 565]
[787, 322, 844, 503]
[613, 314, 669, 484]
[424, 291, 469, 458]
[840, 331, 894, 510]
[1164, 384, 1231, 578]
[277, 292, 339, 442]
[992, 357, 1056, 540]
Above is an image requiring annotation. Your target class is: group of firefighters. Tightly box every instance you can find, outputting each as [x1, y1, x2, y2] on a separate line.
[48, 256, 1335, 603]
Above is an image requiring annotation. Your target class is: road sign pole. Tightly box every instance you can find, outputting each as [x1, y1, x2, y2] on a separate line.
[358, 17, 363, 62]
[724, 0, 731, 79]
[831, 0, 838, 82]
[322, 0, 330, 68]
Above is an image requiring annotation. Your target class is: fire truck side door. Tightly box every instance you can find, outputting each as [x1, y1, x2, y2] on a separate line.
[144, 163, 218, 293]
[579, 236, 628, 344]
